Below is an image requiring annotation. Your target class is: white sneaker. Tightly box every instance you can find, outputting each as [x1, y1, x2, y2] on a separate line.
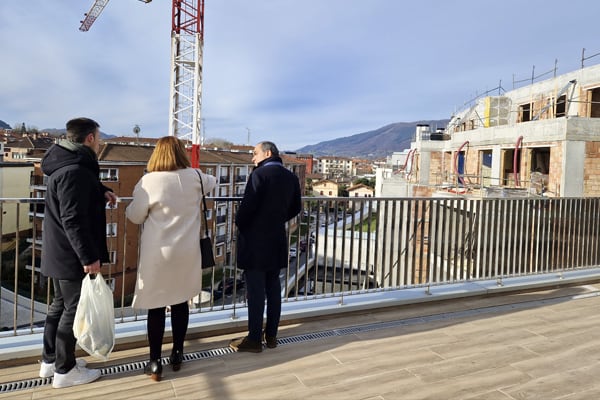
[39, 358, 88, 378]
[52, 365, 101, 389]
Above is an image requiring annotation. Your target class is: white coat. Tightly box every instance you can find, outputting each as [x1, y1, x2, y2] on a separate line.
[126, 167, 217, 309]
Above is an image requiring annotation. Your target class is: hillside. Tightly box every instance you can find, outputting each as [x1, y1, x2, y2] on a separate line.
[0, 122, 115, 140]
[41, 128, 115, 140]
[296, 120, 448, 158]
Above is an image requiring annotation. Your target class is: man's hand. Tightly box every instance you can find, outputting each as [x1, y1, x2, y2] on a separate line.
[83, 260, 101, 274]
[105, 191, 118, 207]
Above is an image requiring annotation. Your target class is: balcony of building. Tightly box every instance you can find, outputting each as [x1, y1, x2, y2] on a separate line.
[1, 196, 600, 398]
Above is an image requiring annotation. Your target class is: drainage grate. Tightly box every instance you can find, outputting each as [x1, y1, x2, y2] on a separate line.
[2, 290, 599, 394]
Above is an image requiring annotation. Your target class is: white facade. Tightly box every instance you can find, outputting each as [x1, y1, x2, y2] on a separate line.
[315, 156, 353, 177]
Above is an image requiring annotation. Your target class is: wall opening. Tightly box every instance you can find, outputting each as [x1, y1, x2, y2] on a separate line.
[530, 147, 550, 195]
[589, 87, 600, 118]
[555, 95, 566, 117]
[502, 149, 520, 186]
[519, 103, 531, 122]
[480, 150, 493, 186]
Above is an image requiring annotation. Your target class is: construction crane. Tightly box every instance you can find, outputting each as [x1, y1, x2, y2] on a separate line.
[79, 0, 205, 167]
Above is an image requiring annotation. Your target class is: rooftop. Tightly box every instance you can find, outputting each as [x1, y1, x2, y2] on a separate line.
[2, 271, 600, 399]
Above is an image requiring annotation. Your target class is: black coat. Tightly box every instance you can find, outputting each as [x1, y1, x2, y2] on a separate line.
[40, 143, 110, 280]
[235, 156, 302, 271]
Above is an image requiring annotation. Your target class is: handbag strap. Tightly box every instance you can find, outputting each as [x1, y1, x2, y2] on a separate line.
[195, 169, 210, 238]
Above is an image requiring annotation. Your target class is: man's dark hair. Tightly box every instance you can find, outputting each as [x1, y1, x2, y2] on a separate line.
[65, 117, 100, 143]
[260, 141, 279, 157]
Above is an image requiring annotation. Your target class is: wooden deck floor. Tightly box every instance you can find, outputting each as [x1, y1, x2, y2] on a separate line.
[3, 283, 600, 399]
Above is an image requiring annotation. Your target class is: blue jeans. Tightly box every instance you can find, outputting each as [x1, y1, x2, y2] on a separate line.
[244, 269, 281, 342]
[42, 278, 82, 374]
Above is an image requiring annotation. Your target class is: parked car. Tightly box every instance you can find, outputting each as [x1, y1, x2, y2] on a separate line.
[289, 247, 297, 258]
[299, 240, 307, 252]
[207, 277, 245, 301]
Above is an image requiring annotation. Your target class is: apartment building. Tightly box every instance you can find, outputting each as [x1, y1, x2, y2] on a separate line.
[380, 62, 600, 199]
[3, 133, 55, 161]
[0, 162, 34, 239]
[314, 156, 353, 178]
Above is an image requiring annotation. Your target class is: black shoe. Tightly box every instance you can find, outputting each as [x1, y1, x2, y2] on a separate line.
[263, 334, 277, 349]
[170, 350, 183, 371]
[144, 360, 163, 382]
[229, 336, 263, 353]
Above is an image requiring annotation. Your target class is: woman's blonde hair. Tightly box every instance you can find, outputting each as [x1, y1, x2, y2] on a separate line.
[147, 136, 191, 172]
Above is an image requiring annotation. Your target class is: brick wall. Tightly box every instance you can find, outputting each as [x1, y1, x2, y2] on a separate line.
[584, 142, 600, 196]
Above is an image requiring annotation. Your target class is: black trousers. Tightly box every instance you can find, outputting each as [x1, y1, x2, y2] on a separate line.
[244, 269, 281, 343]
[42, 278, 82, 374]
[147, 302, 189, 360]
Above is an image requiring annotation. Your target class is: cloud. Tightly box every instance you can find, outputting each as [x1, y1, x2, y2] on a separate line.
[1, 0, 599, 150]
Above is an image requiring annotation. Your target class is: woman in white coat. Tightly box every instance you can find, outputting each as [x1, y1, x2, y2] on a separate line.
[126, 136, 216, 381]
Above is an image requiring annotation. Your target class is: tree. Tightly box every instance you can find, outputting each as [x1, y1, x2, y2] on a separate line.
[204, 138, 234, 148]
[352, 177, 375, 189]
[338, 183, 349, 197]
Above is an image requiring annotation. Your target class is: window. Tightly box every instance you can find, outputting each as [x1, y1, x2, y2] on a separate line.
[109, 251, 117, 264]
[106, 277, 115, 292]
[518, 103, 531, 122]
[555, 95, 566, 118]
[106, 201, 118, 210]
[106, 223, 117, 237]
[589, 87, 600, 118]
[99, 168, 119, 181]
[216, 245, 223, 257]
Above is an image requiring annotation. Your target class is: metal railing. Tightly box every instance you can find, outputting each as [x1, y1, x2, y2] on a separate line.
[1, 196, 600, 336]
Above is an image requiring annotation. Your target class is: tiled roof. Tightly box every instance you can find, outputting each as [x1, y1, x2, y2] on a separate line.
[103, 137, 159, 145]
[98, 144, 155, 162]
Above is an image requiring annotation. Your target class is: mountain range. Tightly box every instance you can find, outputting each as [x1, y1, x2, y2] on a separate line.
[1, 118, 450, 158]
[295, 120, 449, 159]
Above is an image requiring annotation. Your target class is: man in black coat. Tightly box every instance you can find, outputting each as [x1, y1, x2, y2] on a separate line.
[39, 117, 117, 388]
[230, 141, 302, 352]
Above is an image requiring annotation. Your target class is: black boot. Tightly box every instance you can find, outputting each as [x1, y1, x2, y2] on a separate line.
[144, 360, 163, 382]
[170, 350, 183, 371]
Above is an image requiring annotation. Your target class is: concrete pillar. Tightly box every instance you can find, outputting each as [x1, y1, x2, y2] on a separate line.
[491, 146, 502, 186]
[562, 141, 585, 197]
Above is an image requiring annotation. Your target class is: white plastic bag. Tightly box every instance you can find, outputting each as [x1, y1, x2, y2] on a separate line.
[73, 273, 115, 360]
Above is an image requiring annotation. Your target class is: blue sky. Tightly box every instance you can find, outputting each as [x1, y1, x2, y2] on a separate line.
[1, 0, 599, 151]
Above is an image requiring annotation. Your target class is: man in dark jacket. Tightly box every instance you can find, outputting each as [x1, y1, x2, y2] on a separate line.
[39, 117, 117, 388]
[230, 141, 302, 352]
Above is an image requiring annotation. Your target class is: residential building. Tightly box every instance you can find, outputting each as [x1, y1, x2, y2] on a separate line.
[314, 156, 353, 178]
[3, 133, 55, 161]
[312, 179, 339, 198]
[379, 62, 600, 199]
[0, 162, 34, 240]
[347, 183, 374, 210]
[351, 158, 375, 177]
[294, 153, 315, 174]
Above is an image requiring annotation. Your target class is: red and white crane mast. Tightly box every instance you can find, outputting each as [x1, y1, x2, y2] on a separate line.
[170, 0, 205, 151]
[79, 0, 205, 165]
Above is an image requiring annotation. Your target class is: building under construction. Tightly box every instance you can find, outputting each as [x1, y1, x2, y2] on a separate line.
[380, 61, 600, 199]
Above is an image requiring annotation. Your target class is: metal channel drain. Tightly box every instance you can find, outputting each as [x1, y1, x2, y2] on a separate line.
[2, 290, 599, 394]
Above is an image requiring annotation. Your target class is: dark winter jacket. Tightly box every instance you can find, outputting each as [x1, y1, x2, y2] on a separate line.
[40, 142, 111, 280]
[235, 156, 302, 271]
